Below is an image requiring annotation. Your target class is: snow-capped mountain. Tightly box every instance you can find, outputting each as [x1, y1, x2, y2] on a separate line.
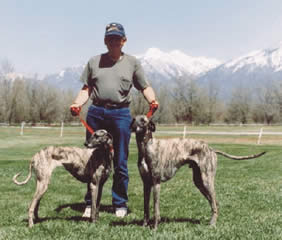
[43, 65, 85, 93]
[32, 43, 282, 99]
[137, 48, 221, 85]
[224, 42, 282, 72]
[198, 42, 282, 98]
[41, 48, 221, 92]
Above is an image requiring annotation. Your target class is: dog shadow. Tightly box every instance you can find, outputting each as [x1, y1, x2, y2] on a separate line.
[111, 216, 201, 228]
[54, 202, 115, 214]
[22, 202, 115, 225]
[22, 203, 201, 227]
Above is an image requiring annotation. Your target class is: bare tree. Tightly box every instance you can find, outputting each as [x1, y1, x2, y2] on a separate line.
[0, 59, 14, 76]
[60, 89, 78, 122]
[252, 81, 280, 124]
[225, 86, 252, 124]
[9, 79, 30, 123]
[0, 60, 15, 122]
[170, 77, 207, 124]
[224, 86, 252, 124]
[130, 89, 148, 116]
[205, 79, 221, 124]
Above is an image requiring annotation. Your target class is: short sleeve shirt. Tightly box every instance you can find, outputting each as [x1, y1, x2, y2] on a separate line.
[80, 53, 149, 105]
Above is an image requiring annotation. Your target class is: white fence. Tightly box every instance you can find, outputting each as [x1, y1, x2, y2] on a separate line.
[3, 122, 282, 145]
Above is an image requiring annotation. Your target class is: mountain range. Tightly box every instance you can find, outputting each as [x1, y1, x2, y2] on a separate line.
[198, 42, 282, 98]
[43, 47, 222, 93]
[9, 42, 282, 98]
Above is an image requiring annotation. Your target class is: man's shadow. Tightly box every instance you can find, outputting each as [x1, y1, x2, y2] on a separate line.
[55, 202, 115, 215]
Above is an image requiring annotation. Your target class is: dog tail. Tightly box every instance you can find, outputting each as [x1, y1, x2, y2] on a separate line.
[215, 150, 266, 160]
[13, 160, 33, 185]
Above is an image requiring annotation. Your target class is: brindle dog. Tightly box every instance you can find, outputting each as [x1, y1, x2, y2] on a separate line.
[13, 130, 113, 227]
[130, 115, 266, 229]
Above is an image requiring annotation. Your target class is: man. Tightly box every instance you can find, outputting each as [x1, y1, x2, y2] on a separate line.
[70, 22, 158, 218]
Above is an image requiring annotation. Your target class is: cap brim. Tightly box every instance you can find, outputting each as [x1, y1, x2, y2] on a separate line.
[105, 31, 125, 37]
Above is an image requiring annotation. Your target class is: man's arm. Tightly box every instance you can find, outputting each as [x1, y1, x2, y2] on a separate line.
[142, 86, 159, 117]
[70, 85, 91, 116]
[142, 86, 157, 104]
[71, 85, 90, 108]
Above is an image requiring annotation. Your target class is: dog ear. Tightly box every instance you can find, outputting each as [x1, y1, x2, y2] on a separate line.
[148, 120, 156, 132]
[130, 118, 136, 132]
[84, 140, 92, 148]
[106, 132, 113, 145]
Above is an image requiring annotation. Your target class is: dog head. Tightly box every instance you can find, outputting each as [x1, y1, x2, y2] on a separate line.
[130, 115, 156, 136]
[85, 129, 113, 149]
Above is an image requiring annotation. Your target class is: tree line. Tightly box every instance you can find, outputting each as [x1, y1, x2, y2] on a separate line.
[1, 62, 282, 125]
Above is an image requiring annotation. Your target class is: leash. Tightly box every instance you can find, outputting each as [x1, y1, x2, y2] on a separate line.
[71, 107, 94, 134]
[72, 100, 158, 134]
[71, 106, 115, 152]
[78, 114, 94, 135]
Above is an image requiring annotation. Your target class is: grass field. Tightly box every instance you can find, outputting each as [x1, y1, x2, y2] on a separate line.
[1, 126, 282, 239]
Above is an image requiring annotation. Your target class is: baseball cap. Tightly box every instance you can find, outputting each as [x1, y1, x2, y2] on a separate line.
[105, 23, 126, 38]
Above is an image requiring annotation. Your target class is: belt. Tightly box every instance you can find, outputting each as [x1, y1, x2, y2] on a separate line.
[93, 101, 129, 109]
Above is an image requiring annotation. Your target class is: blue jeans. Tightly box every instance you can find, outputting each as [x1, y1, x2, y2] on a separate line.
[85, 104, 132, 209]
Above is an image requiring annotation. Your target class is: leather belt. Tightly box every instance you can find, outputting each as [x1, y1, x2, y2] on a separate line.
[93, 101, 129, 109]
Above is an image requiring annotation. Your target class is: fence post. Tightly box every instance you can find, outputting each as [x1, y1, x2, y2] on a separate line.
[60, 121, 64, 137]
[257, 128, 263, 145]
[20, 121, 25, 135]
[183, 126, 186, 139]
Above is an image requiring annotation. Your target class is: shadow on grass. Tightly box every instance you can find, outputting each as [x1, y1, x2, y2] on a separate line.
[21, 202, 115, 226]
[22, 202, 201, 227]
[111, 216, 201, 228]
[54, 202, 115, 214]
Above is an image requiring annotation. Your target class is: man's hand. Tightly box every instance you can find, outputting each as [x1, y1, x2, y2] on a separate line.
[147, 100, 159, 118]
[70, 105, 81, 116]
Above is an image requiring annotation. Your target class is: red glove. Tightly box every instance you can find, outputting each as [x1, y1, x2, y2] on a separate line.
[146, 100, 159, 118]
[70, 106, 81, 116]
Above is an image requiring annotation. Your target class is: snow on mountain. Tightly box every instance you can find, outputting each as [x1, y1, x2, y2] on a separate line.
[198, 42, 282, 99]
[41, 48, 221, 91]
[137, 48, 221, 84]
[224, 42, 282, 72]
[43, 65, 84, 93]
[38, 43, 282, 99]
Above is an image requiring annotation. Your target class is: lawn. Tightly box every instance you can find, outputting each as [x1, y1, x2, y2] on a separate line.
[1, 126, 282, 239]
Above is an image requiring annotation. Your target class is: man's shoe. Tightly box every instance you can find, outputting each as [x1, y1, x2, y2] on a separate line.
[115, 207, 127, 218]
[82, 205, 91, 218]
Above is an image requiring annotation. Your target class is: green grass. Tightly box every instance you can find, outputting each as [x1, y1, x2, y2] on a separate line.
[1, 126, 282, 239]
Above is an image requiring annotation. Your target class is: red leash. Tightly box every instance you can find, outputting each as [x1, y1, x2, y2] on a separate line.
[78, 114, 94, 134]
[71, 107, 94, 134]
[71, 100, 158, 134]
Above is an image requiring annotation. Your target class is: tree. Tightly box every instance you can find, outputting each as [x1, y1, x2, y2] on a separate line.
[170, 77, 207, 124]
[252, 81, 280, 124]
[224, 86, 252, 124]
[9, 79, 30, 123]
[204, 78, 221, 124]
[0, 60, 15, 123]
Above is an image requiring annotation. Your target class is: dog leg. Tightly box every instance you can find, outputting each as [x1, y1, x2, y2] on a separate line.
[190, 162, 218, 225]
[143, 182, 152, 226]
[200, 173, 218, 225]
[28, 179, 49, 227]
[90, 182, 98, 223]
[95, 180, 106, 220]
[152, 181, 161, 230]
[34, 199, 41, 220]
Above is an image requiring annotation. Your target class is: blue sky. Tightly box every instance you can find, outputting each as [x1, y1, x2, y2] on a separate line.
[1, 0, 282, 76]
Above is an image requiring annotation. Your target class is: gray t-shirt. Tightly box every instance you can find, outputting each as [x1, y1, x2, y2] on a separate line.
[81, 53, 149, 105]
